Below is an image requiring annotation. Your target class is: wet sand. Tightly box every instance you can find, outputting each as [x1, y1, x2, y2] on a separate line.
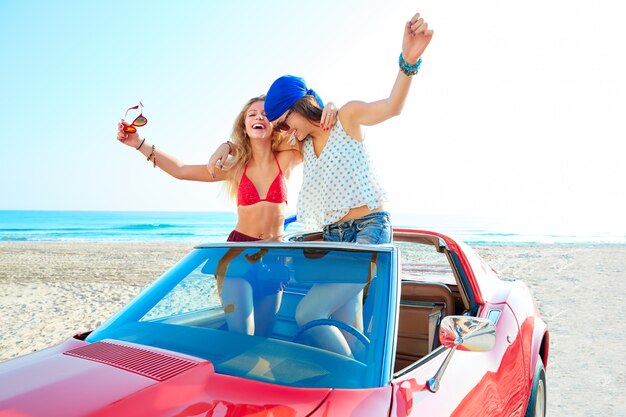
[1, 242, 624, 416]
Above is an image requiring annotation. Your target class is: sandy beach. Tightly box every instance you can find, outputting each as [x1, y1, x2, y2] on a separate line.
[1, 242, 624, 416]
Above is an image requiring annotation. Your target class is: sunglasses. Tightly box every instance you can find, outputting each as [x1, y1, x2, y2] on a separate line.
[122, 102, 148, 133]
[273, 109, 293, 132]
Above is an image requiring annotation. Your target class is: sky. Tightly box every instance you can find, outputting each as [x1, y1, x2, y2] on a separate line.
[1, 0, 625, 237]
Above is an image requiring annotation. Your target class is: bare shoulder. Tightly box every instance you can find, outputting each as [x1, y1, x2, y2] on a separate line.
[337, 105, 365, 141]
[274, 136, 299, 152]
[275, 149, 303, 175]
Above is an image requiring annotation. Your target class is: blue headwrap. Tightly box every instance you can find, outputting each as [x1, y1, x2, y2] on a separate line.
[264, 75, 324, 122]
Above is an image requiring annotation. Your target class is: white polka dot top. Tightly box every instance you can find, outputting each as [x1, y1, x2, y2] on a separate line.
[297, 118, 387, 229]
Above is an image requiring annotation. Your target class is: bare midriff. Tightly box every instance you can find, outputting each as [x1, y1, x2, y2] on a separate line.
[339, 204, 385, 223]
[235, 201, 286, 239]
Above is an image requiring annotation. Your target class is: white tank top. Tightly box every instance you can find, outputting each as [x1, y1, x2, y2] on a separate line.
[297, 118, 387, 229]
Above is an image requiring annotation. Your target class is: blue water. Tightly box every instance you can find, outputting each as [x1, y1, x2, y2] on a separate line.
[0, 211, 238, 243]
[0, 211, 624, 244]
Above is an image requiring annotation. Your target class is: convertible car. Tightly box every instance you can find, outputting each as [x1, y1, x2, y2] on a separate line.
[0, 229, 548, 417]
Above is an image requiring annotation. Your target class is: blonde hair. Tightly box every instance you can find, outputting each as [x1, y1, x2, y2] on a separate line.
[225, 95, 284, 200]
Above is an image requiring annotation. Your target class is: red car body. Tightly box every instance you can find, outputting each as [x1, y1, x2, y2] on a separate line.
[0, 229, 549, 417]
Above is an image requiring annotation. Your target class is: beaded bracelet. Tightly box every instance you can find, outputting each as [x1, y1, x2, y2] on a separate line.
[399, 53, 422, 77]
[136, 138, 146, 150]
[147, 144, 157, 168]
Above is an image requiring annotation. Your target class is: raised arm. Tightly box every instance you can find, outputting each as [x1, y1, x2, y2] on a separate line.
[340, 13, 433, 135]
[117, 121, 230, 182]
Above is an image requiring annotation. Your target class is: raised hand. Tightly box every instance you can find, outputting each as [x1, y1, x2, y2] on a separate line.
[116, 120, 143, 149]
[402, 13, 434, 64]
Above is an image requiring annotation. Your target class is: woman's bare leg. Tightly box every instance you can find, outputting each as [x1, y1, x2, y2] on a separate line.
[295, 283, 363, 356]
[221, 278, 254, 335]
[332, 290, 366, 359]
[253, 291, 282, 337]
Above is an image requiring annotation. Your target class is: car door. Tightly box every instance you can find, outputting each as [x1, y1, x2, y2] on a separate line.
[389, 303, 527, 417]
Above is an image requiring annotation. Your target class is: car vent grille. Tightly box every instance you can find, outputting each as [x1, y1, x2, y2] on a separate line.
[64, 341, 199, 381]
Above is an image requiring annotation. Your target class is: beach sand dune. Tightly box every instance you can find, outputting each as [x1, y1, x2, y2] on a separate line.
[1, 242, 624, 416]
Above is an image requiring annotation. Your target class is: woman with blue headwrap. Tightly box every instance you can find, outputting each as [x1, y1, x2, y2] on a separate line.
[266, 12, 433, 357]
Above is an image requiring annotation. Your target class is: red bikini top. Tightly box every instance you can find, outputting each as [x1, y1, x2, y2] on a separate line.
[237, 155, 288, 206]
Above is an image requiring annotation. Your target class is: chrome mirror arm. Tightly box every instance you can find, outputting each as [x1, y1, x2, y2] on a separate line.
[427, 342, 458, 393]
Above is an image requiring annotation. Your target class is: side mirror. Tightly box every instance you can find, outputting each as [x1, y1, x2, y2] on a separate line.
[439, 316, 496, 352]
[427, 316, 496, 393]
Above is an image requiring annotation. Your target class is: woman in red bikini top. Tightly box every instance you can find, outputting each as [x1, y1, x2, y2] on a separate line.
[117, 95, 335, 241]
[219, 96, 302, 241]
[238, 154, 287, 207]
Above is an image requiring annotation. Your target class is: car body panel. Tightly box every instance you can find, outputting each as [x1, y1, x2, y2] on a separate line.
[306, 387, 393, 416]
[0, 339, 331, 417]
[485, 276, 549, 377]
[504, 281, 550, 381]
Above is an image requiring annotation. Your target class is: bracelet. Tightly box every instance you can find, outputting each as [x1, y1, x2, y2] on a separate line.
[147, 145, 156, 168]
[399, 53, 422, 77]
[136, 138, 146, 150]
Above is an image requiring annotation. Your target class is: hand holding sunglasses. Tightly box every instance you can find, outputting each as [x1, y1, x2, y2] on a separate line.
[117, 102, 148, 150]
[122, 102, 148, 133]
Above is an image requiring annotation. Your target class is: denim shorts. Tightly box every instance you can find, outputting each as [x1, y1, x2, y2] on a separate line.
[322, 211, 392, 244]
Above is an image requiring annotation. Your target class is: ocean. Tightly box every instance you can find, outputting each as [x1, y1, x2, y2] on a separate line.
[0, 210, 624, 245]
[0, 211, 238, 243]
